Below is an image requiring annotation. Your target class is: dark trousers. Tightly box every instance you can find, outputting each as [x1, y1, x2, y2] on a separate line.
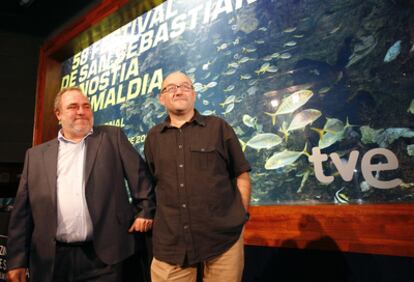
[52, 241, 122, 282]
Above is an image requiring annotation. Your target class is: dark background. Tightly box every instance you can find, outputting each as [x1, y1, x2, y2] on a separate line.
[0, 0, 99, 194]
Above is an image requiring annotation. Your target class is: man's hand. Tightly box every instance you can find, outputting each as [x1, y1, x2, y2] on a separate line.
[7, 268, 27, 282]
[128, 217, 153, 232]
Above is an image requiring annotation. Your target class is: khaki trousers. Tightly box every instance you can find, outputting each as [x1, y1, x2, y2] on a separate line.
[151, 233, 244, 282]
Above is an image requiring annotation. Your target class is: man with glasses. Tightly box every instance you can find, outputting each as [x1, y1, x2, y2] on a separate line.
[144, 71, 251, 281]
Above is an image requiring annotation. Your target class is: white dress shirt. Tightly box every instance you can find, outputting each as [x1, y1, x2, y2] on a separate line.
[56, 130, 93, 243]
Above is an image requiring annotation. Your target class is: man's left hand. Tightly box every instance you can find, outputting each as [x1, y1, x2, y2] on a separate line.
[128, 217, 153, 232]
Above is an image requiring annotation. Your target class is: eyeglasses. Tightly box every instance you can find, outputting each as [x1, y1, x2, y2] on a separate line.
[161, 84, 194, 94]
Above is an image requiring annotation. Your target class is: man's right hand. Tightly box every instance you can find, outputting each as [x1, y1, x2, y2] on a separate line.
[7, 268, 27, 282]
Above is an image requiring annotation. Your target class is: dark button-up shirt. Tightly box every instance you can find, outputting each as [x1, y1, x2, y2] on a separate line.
[144, 110, 251, 266]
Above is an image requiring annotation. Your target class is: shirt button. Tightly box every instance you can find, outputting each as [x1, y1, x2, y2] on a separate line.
[179, 164, 184, 168]
[183, 225, 189, 229]
[178, 145, 183, 149]
[180, 183, 184, 187]
[182, 204, 186, 208]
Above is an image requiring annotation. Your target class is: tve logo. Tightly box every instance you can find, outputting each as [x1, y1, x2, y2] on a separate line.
[309, 147, 402, 189]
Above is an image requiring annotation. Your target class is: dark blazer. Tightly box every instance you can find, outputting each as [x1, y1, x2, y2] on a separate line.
[7, 126, 154, 282]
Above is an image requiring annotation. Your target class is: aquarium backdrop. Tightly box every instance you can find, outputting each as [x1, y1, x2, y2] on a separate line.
[60, 0, 414, 205]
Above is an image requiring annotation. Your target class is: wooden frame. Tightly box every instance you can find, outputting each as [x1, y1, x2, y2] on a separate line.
[34, 0, 414, 258]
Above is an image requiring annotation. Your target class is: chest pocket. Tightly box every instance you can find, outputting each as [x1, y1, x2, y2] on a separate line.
[190, 146, 216, 169]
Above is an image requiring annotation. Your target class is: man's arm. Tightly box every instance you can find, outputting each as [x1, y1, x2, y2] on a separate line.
[236, 172, 251, 212]
[7, 151, 33, 273]
[117, 128, 155, 226]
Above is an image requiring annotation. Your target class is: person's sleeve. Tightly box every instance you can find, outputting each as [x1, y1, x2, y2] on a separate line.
[117, 128, 155, 219]
[143, 131, 155, 178]
[223, 120, 251, 178]
[7, 150, 33, 270]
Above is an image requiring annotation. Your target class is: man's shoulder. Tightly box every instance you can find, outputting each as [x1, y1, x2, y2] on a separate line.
[94, 125, 121, 131]
[93, 125, 122, 135]
[202, 114, 229, 127]
[204, 114, 226, 123]
[21, 138, 58, 158]
[29, 138, 57, 151]
[147, 123, 164, 136]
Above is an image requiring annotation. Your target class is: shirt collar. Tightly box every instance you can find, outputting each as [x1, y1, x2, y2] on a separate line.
[58, 128, 94, 143]
[159, 109, 206, 132]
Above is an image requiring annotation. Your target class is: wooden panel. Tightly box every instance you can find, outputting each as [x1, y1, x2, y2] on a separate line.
[245, 204, 414, 257]
[33, 49, 61, 145]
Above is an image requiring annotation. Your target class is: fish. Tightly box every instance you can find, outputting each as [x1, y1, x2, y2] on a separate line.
[217, 43, 228, 51]
[283, 27, 297, 33]
[296, 169, 311, 193]
[400, 182, 414, 189]
[334, 187, 349, 204]
[248, 79, 258, 86]
[267, 65, 279, 73]
[264, 143, 309, 170]
[244, 133, 283, 151]
[223, 68, 237, 76]
[202, 61, 212, 71]
[329, 24, 342, 34]
[318, 87, 331, 95]
[223, 85, 235, 92]
[255, 63, 271, 75]
[238, 56, 253, 64]
[186, 67, 196, 74]
[220, 95, 237, 107]
[408, 144, 414, 156]
[234, 126, 245, 136]
[240, 74, 252, 80]
[312, 117, 352, 149]
[280, 109, 322, 141]
[407, 99, 414, 114]
[242, 47, 257, 53]
[280, 53, 292, 59]
[206, 81, 217, 88]
[222, 103, 235, 115]
[264, 83, 314, 98]
[284, 41, 297, 47]
[193, 82, 204, 92]
[383, 40, 401, 63]
[265, 90, 314, 125]
[317, 131, 343, 149]
[201, 110, 216, 115]
[262, 55, 273, 61]
[242, 114, 257, 128]
[227, 62, 240, 69]
[271, 52, 280, 58]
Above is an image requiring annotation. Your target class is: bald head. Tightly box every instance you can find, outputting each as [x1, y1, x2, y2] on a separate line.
[159, 71, 196, 117]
